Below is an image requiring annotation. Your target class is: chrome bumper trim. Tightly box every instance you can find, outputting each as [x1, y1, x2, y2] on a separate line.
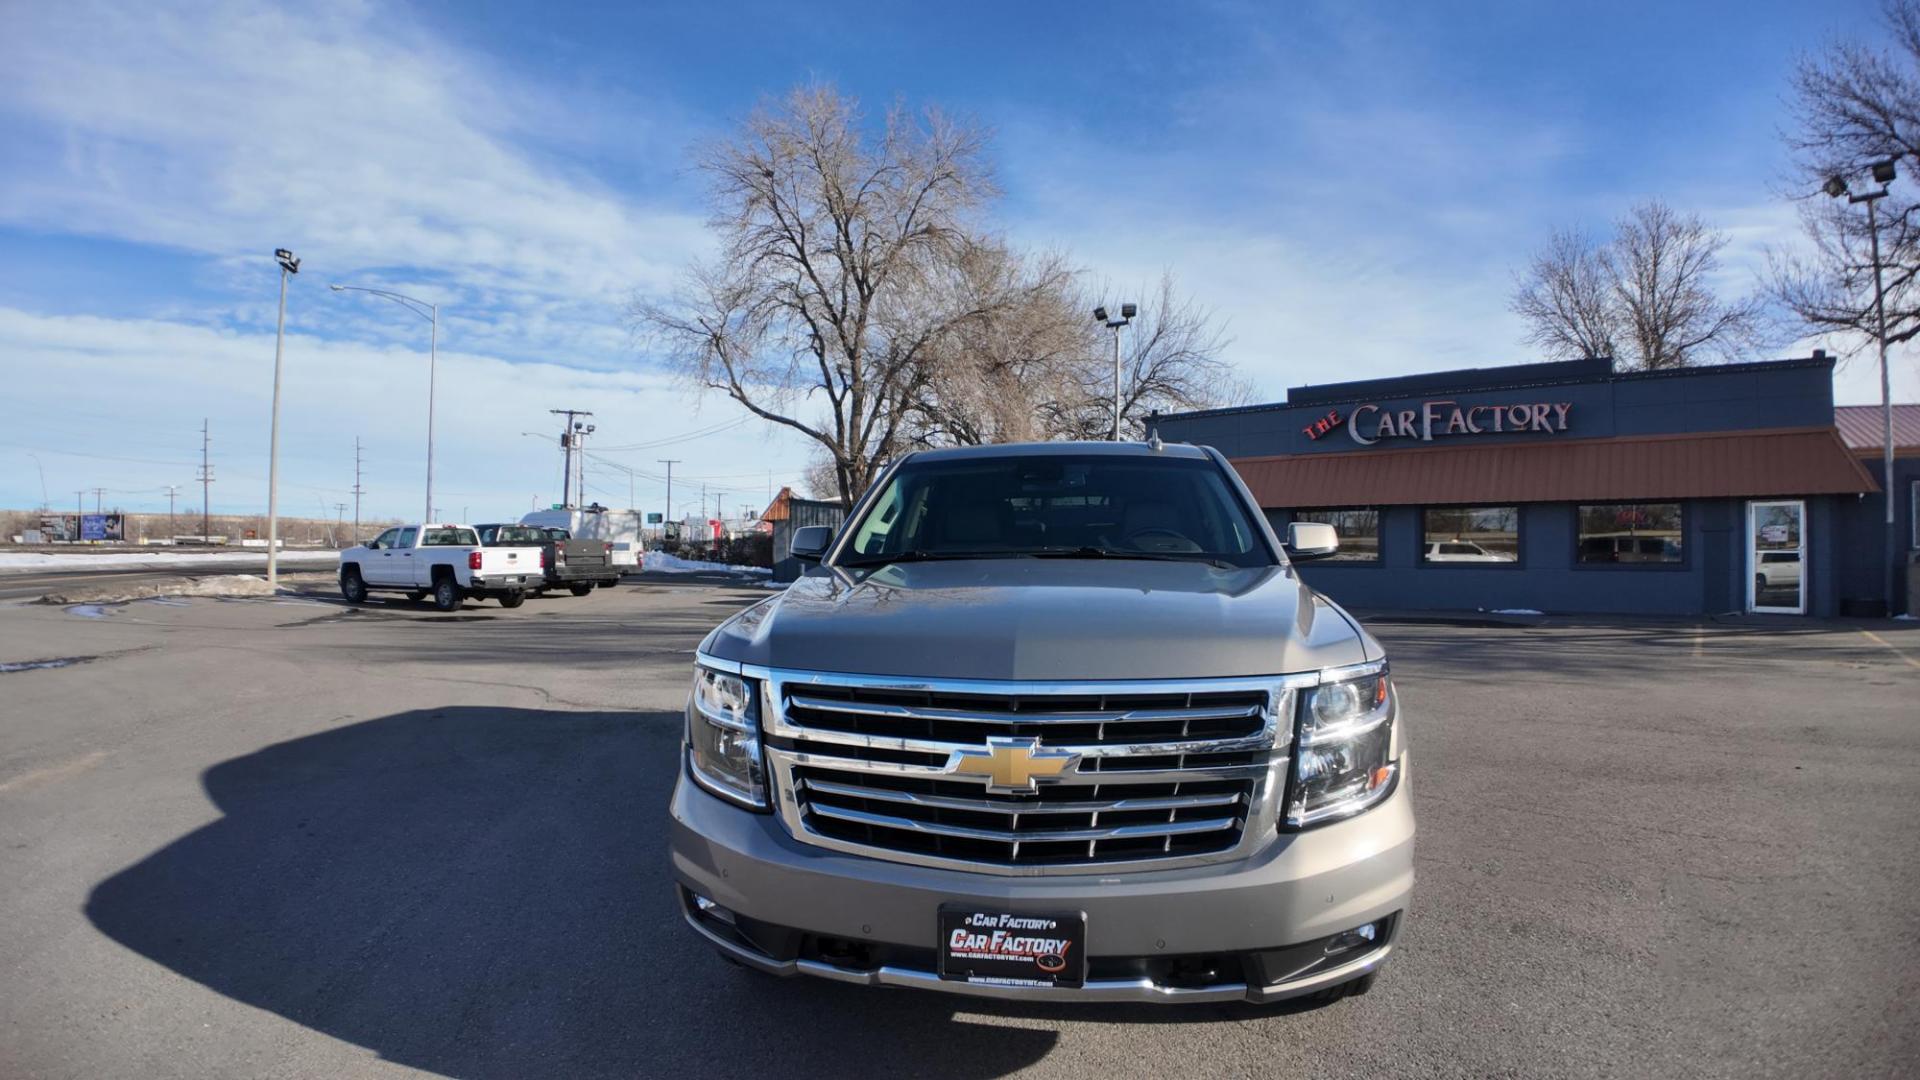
[684, 908, 1391, 1004]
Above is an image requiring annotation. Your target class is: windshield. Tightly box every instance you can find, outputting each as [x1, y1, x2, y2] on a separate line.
[477, 525, 547, 545]
[834, 453, 1273, 569]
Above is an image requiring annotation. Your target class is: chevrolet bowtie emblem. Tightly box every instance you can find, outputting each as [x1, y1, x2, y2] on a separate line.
[946, 737, 1080, 794]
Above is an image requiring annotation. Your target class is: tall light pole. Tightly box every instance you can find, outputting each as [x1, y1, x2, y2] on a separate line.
[331, 284, 438, 523]
[26, 453, 47, 510]
[267, 248, 300, 588]
[1093, 303, 1137, 440]
[1827, 158, 1900, 616]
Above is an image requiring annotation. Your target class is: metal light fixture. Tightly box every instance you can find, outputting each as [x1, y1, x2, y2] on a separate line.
[1093, 302, 1137, 441]
[330, 283, 440, 523]
[266, 248, 299, 588]
[1826, 158, 1900, 615]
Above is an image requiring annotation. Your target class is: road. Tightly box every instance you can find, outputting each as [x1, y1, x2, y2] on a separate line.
[0, 582, 1915, 1078]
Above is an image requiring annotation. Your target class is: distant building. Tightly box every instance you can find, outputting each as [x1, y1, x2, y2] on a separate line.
[1157, 354, 1912, 617]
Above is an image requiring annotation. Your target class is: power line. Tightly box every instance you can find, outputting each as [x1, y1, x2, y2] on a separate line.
[591, 415, 750, 452]
[658, 459, 681, 524]
[352, 437, 365, 542]
[198, 418, 213, 538]
[549, 408, 594, 510]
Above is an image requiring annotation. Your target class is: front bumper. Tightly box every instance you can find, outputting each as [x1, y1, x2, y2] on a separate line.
[668, 761, 1414, 1003]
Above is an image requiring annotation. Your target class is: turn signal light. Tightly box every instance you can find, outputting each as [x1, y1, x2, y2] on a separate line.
[467, 551, 483, 570]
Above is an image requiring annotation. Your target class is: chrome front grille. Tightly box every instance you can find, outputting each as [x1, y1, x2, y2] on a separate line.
[756, 667, 1302, 875]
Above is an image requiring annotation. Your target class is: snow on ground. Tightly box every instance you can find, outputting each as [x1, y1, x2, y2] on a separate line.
[0, 550, 341, 573]
[641, 551, 771, 576]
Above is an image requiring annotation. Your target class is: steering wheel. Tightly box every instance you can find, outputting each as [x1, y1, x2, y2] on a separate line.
[1122, 527, 1201, 553]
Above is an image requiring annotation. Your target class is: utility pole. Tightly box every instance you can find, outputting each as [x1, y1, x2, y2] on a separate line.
[164, 485, 180, 537]
[332, 502, 347, 548]
[658, 459, 680, 528]
[91, 487, 105, 513]
[198, 418, 213, 539]
[267, 248, 300, 588]
[550, 409, 594, 509]
[351, 437, 365, 542]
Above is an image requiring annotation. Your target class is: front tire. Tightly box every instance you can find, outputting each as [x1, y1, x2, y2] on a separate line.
[432, 577, 462, 612]
[569, 582, 593, 596]
[340, 567, 368, 604]
[498, 590, 526, 609]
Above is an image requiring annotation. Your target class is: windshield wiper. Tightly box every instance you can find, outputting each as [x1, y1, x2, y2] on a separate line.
[835, 550, 1035, 569]
[1026, 546, 1236, 570]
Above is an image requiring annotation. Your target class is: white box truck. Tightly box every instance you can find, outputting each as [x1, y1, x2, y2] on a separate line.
[520, 507, 644, 570]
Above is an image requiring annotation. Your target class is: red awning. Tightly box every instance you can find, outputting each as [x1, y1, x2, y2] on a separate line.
[1229, 427, 1879, 507]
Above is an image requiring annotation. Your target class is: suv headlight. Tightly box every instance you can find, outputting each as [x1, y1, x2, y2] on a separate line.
[1285, 661, 1398, 827]
[687, 665, 768, 810]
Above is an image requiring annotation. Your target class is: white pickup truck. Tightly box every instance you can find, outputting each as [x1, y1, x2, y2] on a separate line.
[339, 524, 544, 611]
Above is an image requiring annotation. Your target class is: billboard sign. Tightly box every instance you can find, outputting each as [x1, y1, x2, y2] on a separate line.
[80, 514, 126, 541]
[646, 512, 663, 524]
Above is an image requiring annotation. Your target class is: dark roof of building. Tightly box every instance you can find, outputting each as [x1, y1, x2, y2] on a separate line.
[1835, 404, 1920, 451]
[1229, 426, 1878, 507]
[1162, 355, 1839, 422]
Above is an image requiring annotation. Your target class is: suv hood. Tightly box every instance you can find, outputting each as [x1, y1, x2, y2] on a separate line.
[701, 559, 1373, 681]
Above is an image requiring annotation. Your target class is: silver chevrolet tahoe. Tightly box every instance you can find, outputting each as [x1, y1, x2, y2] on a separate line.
[670, 441, 1413, 1004]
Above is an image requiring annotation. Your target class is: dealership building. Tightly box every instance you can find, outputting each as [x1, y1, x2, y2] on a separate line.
[1156, 354, 1918, 617]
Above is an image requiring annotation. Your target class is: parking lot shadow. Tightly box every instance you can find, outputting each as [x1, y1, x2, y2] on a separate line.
[85, 707, 1059, 1079]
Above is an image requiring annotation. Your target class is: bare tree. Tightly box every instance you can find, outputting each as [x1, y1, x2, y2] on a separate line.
[1610, 202, 1768, 369]
[1056, 274, 1246, 439]
[1511, 229, 1615, 361]
[1773, 0, 1920, 347]
[1513, 201, 1766, 370]
[907, 243, 1092, 447]
[635, 84, 995, 508]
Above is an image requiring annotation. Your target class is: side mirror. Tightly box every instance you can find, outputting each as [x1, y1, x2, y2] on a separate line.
[366, 539, 381, 550]
[789, 525, 832, 564]
[1285, 521, 1340, 561]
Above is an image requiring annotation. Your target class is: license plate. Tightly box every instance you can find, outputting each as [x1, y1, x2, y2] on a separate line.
[938, 907, 1086, 988]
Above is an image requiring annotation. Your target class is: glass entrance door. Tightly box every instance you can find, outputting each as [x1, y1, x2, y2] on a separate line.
[1747, 500, 1805, 614]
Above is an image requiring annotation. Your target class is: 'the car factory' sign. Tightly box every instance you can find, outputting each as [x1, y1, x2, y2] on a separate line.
[1303, 400, 1573, 445]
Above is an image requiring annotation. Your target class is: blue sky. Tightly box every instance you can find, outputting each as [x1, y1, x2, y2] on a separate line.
[0, 0, 1905, 520]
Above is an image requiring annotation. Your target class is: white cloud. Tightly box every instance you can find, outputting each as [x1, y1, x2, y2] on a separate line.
[0, 1, 710, 360]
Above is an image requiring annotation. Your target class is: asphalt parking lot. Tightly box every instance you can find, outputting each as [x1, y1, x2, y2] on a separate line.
[1, 577, 1915, 1079]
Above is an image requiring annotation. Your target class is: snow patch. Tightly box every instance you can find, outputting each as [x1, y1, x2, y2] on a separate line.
[642, 551, 771, 576]
[0, 551, 341, 574]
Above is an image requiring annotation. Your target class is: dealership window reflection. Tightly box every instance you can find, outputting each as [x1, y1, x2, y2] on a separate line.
[1576, 503, 1684, 564]
[1421, 506, 1520, 563]
[1291, 508, 1380, 562]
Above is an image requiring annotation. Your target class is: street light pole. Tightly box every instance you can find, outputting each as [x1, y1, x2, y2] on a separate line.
[1092, 303, 1137, 440]
[1827, 160, 1900, 615]
[330, 284, 438, 523]
[268, 248, 300, 588]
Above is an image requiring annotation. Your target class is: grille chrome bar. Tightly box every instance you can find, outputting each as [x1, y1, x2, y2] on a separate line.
[752, 664, 1297, 875]
[787, 693, 1261, 728]
[800, 777, 1245, 816]
[781, 726, 1275, 760]
[778, 747, 1272, 786]
[809, 802, 1240, 843]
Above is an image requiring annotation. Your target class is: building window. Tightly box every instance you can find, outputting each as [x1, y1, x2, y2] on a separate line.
[1576, 503, 1684, 564]
[1421, 506, 1520, 564]
[1292, 508, 1380, 562]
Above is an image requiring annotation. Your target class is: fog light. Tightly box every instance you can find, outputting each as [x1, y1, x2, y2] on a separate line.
[692, 893, 736, 926]
[1324, 921, 1380, 956]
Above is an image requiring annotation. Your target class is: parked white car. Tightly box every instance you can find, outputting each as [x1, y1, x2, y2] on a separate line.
[338, 524, 544, 611]
[1423, 540, 1517, 563]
